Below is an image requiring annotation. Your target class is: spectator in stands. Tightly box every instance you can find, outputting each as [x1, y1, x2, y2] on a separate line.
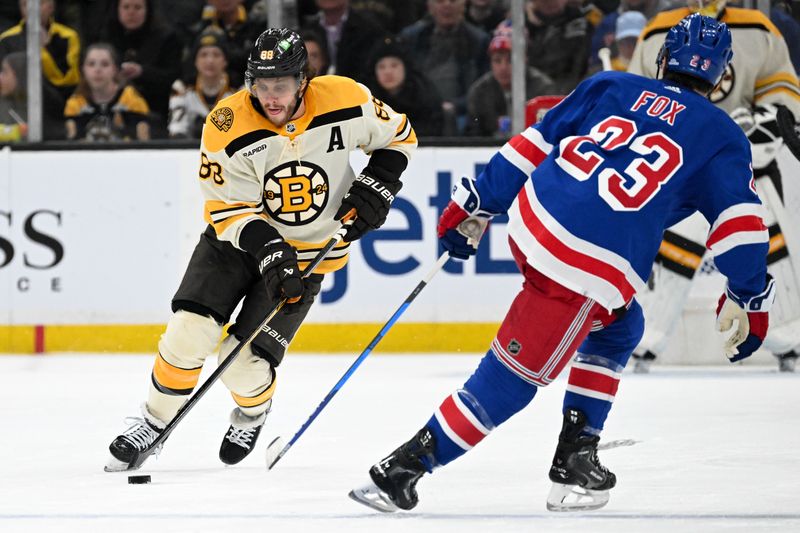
[101, 0, 181, 137]
[168, 29, 234, 140]
[349, 0, 428, 33]
[466, 0, 508, 34]
[589, 0, 664, 68]
[366, 37, 444, 137]
[399, 0, 490, 135]
[0, 2, 20, 34]
[587, 10, 646, 74]
[524, 0, 591, 93]
[0, 0, 80, 99]
[301, 30, 330, 77]
[190, 0, 262, 88]
[0, 51, 65, 142]
[466, 32, 555, 137]
[64, 43, 150, 141]
[772, 0, 800, 72]
[302, 0, 387, 82]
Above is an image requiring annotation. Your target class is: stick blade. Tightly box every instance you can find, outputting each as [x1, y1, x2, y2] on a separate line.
[265, 436, 286, 470]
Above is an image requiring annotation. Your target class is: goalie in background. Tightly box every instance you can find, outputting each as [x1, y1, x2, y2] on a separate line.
[104, 28, 416, 472]
[351, 15, 774, 514]
[627, 0, 800, 372]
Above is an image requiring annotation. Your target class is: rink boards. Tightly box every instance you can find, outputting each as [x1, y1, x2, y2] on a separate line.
[1, 145, 799, 362]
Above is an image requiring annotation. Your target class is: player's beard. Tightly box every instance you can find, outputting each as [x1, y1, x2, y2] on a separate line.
[264, 104, 291, 127]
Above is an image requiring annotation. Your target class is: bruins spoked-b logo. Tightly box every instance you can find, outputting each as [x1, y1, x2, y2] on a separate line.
[710, 64, 735, 104]
[211, 107, 234, 132]
[263, 160, 329, 225]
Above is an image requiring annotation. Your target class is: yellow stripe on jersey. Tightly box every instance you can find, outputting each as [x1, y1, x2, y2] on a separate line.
[153, 353, 202, 392]
[289, 238, 350, 274]
[755, 72, 800, 90]
[639, 7, 780, 41]
[231, 377, 277, 408]
[204, 200, 265, 235]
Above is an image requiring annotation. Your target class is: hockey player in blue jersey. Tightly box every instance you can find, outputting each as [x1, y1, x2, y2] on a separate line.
[349, 14, 775, 513]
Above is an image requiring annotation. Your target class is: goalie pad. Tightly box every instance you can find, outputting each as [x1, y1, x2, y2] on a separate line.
[756, 177, 800, 354]
[635, 214, 708, 356]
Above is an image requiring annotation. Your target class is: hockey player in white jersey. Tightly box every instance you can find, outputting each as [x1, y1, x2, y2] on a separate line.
[105, 28, 416, 472]
[628, 0, 800, 372]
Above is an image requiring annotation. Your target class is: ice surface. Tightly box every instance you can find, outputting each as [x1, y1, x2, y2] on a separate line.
[1, 354, 799, 533]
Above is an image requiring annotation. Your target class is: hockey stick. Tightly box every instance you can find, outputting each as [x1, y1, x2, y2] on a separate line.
[119, 214, 355, 472]
[776, 105, 800, 162]
[265, 251, 452, 469]
[598, 48, 613, 72]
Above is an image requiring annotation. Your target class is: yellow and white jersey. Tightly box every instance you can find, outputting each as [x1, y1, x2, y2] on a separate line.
[628, 7, 800, 118]
[198, 75, 417, 273]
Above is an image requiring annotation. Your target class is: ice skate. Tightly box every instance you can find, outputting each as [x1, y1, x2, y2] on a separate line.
[219, 404, 269, 465]
[105, 404, 166, 472]
[349, 428, 435, 512]
[546, 408, 616, 512]
[776, 351, 797, 373]
[632, 351, 656, 374]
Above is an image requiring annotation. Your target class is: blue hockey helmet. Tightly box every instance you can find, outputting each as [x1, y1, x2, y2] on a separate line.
[656, 13, 733, 87]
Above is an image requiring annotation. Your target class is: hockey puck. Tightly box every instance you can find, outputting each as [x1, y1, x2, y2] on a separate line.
[127, 475, 151, 484]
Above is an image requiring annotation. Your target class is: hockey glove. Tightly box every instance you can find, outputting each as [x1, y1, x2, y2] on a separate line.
[437, 176, 493, 260]
[255, 240, 304, 308]
[334, 171, 402, 242]
[730, 104, 783, 170]
[715, 274, 775, 362]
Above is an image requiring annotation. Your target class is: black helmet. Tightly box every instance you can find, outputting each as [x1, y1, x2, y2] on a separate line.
[245, 28, 307, 87]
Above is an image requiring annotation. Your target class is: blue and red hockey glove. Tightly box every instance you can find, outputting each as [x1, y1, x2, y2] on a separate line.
[437, 177, 494, 260]
[716, 274, 775, 362]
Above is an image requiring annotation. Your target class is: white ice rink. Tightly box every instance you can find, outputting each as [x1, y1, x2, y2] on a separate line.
[2, 353, 799, 533]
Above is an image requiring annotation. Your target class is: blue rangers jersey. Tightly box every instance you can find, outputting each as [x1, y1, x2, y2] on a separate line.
[475, 71, 768, 310]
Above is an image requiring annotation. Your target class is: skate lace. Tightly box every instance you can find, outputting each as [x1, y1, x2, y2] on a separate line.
[121, 417, 161, 451]
[226, 426, 257, 449]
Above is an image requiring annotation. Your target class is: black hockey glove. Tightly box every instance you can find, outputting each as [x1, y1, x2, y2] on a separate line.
[334, 172, 402, 242]
[255, 240, 304, 309]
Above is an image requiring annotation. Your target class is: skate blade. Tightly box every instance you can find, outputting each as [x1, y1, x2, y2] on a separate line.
[546, 482, 610, 512]
[348, 482, 400, 513]
[104, 455, 139, 473]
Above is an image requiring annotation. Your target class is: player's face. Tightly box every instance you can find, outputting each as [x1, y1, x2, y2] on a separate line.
[83, 49, 118, 90]
[375, 57, 405, 94]
[0, 60, 18, 97]
[252, 76, 302, 126]
[195, 46, 227, 79]
[118, 0, 147, 31]
[490, 51, 512, 89]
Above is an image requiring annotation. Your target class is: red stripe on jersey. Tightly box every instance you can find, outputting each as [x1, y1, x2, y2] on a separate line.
[707, 216, 767, 248]
[438, 395, 486, 448]
[568, 366, 620, 397]
[517, 188, 636, 302]
[509, 134, 549, 167]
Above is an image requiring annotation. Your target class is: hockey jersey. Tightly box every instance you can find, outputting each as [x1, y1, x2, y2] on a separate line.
[628, 8, 800, 118]
[475, 71, 768, 310]
[199, 75, 416, 273]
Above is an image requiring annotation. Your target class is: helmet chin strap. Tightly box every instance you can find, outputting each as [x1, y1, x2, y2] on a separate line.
[288, 74, 308, 120]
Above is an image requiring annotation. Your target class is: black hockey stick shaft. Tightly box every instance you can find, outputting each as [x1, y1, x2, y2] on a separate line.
[776, 105, 800, 162]
[128, 215, 355, 470]
[266, 251, 451, 469]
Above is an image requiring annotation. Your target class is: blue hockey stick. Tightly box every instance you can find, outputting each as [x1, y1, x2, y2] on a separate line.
[265, 251, 451, 469]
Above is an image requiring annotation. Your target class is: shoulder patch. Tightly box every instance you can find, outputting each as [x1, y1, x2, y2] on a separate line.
[210, 107, 234, 132]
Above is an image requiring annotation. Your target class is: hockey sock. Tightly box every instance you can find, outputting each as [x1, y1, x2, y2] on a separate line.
[425, 349, 538, 467]
[563, 352, 624, 435]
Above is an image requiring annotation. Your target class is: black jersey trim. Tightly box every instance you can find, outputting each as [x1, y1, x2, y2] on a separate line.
[654, 254, 697, 279]
[642, 20, 771, 41]
[225, 130, 278, 157]
[307, 106, 363, 130]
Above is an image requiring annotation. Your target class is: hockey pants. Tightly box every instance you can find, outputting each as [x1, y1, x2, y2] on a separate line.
[423, 246, 644, 467]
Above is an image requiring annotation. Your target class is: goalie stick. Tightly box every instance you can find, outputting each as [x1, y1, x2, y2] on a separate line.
[110, 213, 355, 472]
[776, 105, 800, 162]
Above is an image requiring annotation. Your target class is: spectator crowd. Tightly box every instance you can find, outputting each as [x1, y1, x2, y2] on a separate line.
[0, 0, 798, 143]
